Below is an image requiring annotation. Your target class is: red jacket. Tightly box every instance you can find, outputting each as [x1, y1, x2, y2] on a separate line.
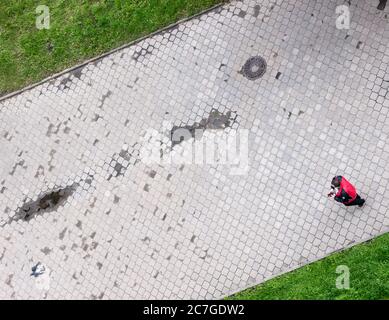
[335, 176, 357, 204]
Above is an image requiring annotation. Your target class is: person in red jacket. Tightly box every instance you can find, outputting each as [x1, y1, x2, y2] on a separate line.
[328, 176, 365, 207]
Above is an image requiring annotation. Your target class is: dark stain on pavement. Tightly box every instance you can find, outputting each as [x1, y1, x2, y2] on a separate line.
[107, 144, 140, 180]
[98, 90, 113, 109]
[378, 0, 387, 10]
[70, 66, 83, 80]
[9, 160, 27, 176]
[133, 45, 155, 62]
[14, 185, 77, 222]
[253, 5, 261, 17]
[170, 109, 237, 147]
[238, 10, 247, 18]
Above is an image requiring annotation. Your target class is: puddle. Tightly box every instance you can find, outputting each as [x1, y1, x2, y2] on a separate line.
[170, 109, 237, 147]
[378, 0, 387, 10]
[14, 185, 76, 222]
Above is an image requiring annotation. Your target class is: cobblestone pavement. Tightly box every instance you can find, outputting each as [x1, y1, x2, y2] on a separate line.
[1, 0, 388, 299]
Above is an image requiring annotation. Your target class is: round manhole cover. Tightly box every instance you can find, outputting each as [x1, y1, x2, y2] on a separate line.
[241, 56, 267, 80]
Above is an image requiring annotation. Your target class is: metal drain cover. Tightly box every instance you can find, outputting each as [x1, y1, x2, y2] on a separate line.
[241, 56, 267, 80]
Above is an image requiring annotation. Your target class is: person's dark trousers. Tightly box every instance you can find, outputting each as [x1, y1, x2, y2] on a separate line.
[345, 194, 365, 207]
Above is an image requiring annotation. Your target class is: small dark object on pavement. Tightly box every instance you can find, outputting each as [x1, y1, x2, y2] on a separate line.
[31, 262, 46, 277]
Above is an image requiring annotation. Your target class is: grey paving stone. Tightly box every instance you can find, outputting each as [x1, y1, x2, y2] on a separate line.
[0, 0, 388, 299]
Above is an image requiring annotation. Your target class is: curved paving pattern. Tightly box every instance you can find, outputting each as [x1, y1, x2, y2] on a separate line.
[0, 0, 388, 299]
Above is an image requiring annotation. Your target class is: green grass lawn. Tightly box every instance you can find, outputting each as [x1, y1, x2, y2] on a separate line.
[227, 232, 389, 300]
[0, 0, 224, 96]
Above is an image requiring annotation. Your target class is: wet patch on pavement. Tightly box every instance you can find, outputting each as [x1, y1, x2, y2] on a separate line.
[13, 185, 77, 222]
[170, 109, 238, 147]
[378, 0, 387, 10]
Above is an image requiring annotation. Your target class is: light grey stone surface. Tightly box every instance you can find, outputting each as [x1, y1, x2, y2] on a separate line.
[0, 0, 388, 299]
